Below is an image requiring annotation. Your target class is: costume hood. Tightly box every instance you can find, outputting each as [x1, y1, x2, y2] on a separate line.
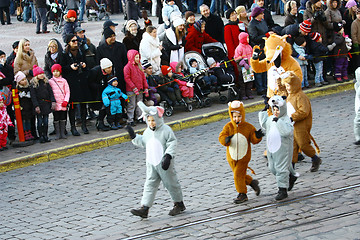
[268, 95, 288, 118]
[228, 100, 245, 126]
[264, 34, 292, 64]
[281, 71, 302, 94]
[238, 32, 249, 45]
[127, 49, 140, 65]
[137, 101, 165, 129]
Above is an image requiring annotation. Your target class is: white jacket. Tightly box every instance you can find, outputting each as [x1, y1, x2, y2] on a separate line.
[140, 32, 162, 75]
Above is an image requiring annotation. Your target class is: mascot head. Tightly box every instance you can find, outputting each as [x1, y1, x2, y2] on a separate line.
[281, 71, 302, 94]
[228, 100, 245, 125]
[268, 95, 287, 118]
[137, 101, 165, 130]
[264, 34, 292, 68]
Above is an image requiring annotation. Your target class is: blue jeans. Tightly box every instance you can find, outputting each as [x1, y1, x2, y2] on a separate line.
[79, 0, 86, 21]
[254, 72, 267, 94]
[301, 65, 309, 88]
[314, 61, 324, 84]
[23, 119, 31, 131]
[203, 75, 217, 85]
[36, 114, 49, 130]
[35, 8, 47, 32]
[23, 2, 36, 23]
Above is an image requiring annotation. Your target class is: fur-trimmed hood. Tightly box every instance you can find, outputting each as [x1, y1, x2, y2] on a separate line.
[327, 0, 341, 10]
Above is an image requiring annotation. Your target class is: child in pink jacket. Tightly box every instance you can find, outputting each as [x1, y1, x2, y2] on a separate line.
[170, 62, 194, 102]
[48, 64, 70, 139]
[234, 32, 254, 100]
[124, 50, 149, 126]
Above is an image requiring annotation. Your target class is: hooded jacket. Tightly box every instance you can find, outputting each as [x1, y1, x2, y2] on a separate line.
[234, 32, 253, 61]
[48, 76, 70, 111]
[139, 32, 162, 75]
[224, 20, 242, 60]
[123, 50, 149, 92]
[102, 82, 128, 115]
[185, 26, 217, 54]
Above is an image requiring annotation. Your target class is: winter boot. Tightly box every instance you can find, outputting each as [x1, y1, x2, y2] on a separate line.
[250, 179, 261, 196]
[130, 206, 149, 218]
[71, 125, 80, 136]
[234, 193, 248, 204]
[310, 155, 322, 172]
[288, 174, 298, 191]
[38, 126, 45, 143]
[43, 125, 51, 142]
[169, 201, 186, 216]
[59, 120, 67, 139]
[275, 187, 288, 201]
[54, 121, 60, 140]
[81, 121, 89, 134]
[96, 120, 110, 131]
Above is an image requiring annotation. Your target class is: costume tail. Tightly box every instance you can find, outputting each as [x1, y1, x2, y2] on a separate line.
[247, 166, 256, 175]
[310, 134, 320, 154]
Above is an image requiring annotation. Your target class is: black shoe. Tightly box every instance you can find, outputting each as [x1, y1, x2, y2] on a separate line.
[250, 180, 260, 196]
[39, 136, 46, 143]
[44, 136, 51, 142]
[96, 121, 110, 131]
[36, 31, 41, 34]
[355, 140, 360, 145]
[81, 123, 89, 134]
[234, 193, 248, 204]
[298, 152, 305, 162]
[71, 126, 80, 136]
[169, 201, 186, 216]
[288, 174, 298, 191]
[275, 187, 288, 200]
[130, 206, 149, 218]
[310, 155, 322, 172]
[49, 129, 56, 135]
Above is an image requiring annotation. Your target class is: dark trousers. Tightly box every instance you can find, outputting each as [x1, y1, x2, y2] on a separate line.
[0, 6, 11, 24]
[68, 103, 87, 126]
[35, 7, 47, 32]
[334, 57, 348, 78]
[53, 111, 67, 121]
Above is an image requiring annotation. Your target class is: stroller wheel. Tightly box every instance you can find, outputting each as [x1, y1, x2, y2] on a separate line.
[52, 24, 62, 34]
[165, 108, 173, 117]
[203, 98, 212, 107]
[219, 95, 228, 104]
[186, 104, 193, 112]
[17, 15, 23, 21]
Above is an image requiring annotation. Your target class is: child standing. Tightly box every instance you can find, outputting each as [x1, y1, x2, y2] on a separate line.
[126, 101, 185, 218]
[30, 65, 56, 143]
[48, 64, 70, 140]
[102, 77, 129, 130]
[219, 100, 263, 203]
[332, 22, 350, 83]
[293, 36, 310, 88]
[259, 95, 299, 200]
[15, 71, 34, 141]
[234, 32, 255, 100]
[0, 96, 13, 151]
[124, 50, 149, 126]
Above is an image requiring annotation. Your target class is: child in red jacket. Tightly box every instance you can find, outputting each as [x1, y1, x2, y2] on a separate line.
[170, 61, 194, 102]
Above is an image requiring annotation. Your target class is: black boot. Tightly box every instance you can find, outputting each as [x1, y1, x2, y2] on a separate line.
[310, 155, 322, 172]
[81, 122, 89, 134]
[298, 152, 305, 161]
[71, 125, 80, 136]
[130, 206, 149, 218]
[250, 179, 261, 196]
[234, 193, 248, 204]
[275, 187, 288, 201]
[96, 120, 110, 131]
[169, 201, 186, 216]
[288, 174, 298, 191]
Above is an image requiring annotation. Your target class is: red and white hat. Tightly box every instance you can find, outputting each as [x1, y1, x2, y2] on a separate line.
[309, 32, 321, 42]
[299, 19, 312, 33]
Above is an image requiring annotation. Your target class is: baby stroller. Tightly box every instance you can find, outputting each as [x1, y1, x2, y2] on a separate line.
[86, 0, 110, 21]
[15, 0, 23, 21]
[202, 42, 240, 103]
[48, 0, 66, 34]
[183, 51, 213, 108]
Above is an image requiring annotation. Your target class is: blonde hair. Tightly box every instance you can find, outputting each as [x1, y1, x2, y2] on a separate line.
[47, 39, 58, 52]
[30, 75, 48, 88]
[15, 38, 30, 63]
[16, 78, 29, 88]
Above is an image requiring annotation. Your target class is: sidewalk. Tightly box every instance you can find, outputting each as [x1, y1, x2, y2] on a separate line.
[0, 81, 354, 172]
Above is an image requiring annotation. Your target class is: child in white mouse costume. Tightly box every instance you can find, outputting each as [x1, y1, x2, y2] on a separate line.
[125, 101, 185, 218]
[259, 95, 300, 200]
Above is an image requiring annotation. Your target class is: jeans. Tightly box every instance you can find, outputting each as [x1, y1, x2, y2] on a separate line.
[203, 75, 217, 85]
[23, 2, 36, 23]
[314, 61, 324, 84]
[23, 119, 31, 131]
[35, 7, 47, 32]
[36, 114, 49, 130]
[300, 65, 309, 88]
[254, 72, 267, 94]
[79, 0, 86, 21]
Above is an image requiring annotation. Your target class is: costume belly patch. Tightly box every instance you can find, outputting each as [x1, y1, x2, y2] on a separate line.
[229, 133, 248, 160]
[267, 126, 281, 153]
[146, 138, 164, 166]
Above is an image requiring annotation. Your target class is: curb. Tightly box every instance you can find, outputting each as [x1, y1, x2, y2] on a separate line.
[0, 82, 354, 173]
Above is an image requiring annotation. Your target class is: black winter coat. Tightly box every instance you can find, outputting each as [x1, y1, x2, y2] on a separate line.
[30, 80, 55, 115]
[126, 0, 141, 20]
[61, 47, 91, 102]
[308, 40, 329, 63]
[248, 18, 269, 47]
[0, 63, 14, 88]
[88, 65, 112, 109]
[96, 41, 128, 92]
[200, 13, 225, 43]
[0, 0, 10, 8]
[123, 29, 144, 51]
[18, 87, 33, 120]
[44, 39, 64, 79]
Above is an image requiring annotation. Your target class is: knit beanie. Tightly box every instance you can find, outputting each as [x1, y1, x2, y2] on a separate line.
[225, 8, 235, 19]
[207, 57, 216, 67]
[294, 36, 306, 46]
[185, 11, 195, 20]
[108, 76, 118, 85]
[142, 60, 152, 69]
[103, 28, 115, 39]
[67, 10, 77, 19]
[193, 20, 203, 32]
[173, 17, 185, 28]
[161, 65, 172, 76]
[251, 7, 264, 18]
[33, 65, 44, 77]
[100, 58, 113, 69]
[14, 71, 26, 83]
[333, 22, 343, 32]
[0, 50, 5, 56]
[65, 34, 76, 44]
[309, 32, 321, 42]
[345, 0, 357, 8]
[126, 20, 138, 32]
[51, 64, 62, 74]
[299, 19, 312, 33]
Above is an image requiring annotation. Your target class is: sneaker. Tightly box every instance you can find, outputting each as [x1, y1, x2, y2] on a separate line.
[233, 193, 248, 204]
[169, 201, 186, 216]
[241, 96, 248, 100]
[342, 76, 349, 82]
[322, 81, 329, 85]
[110, 123, 118, 130]
[116, 123, 123, 129]
[247, 95, 254, 99]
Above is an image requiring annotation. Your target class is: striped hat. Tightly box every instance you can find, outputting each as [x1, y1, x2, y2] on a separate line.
[309, 32, 321, 42]
[299, 19, 312, 33]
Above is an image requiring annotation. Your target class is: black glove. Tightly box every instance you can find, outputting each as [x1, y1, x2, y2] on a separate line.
[290, 117, 294, 123]
[252, 48, 261, 60]
[273, 117, 278, 122]
[262, 95, 270, 111]
[255, 129, 265, 139]
[225, 135, 233, 144]
[125, 125, 136, 139]
[161, 153, 172, 170]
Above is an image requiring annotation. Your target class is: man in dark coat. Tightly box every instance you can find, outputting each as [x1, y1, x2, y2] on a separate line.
[199, 4, 224, 43]
[0, 0, 11, 25]
[75, 26, 97, 70]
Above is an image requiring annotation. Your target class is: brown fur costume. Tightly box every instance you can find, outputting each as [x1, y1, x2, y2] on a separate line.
[281, 71, 320, 163]
[219, 101, 262, 194]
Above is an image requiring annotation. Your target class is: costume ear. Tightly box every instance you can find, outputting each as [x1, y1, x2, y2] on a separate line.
[282, 96, 287, 100]
[137, 101, 150, 114]
[156, 106, 164, 118]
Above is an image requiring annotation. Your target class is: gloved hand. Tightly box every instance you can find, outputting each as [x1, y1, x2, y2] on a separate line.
[225, 135, 233, 145]
[144, 89, 149, 97]
[262, 95, 270, 111]
[61, 101, 68, 107]
[125, 125, 136, 139]
[327, 43, 336, 51]
[273, 117, 279, 122]
[314, 10, 325, 21]
[161, 153, 172, 170]
[186, 82, 194, 87]
[252, 46, 261, 60]
[35, 106, 41, 114]
[239, 59, 246, 67]
[51, 102, 56, 110]
[290, 117, 294, 122]
[255, 129, 265, 138]
[133, 87, 139, 95]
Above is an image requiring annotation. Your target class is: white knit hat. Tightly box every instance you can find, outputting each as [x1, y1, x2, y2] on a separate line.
[172, 17, 185, 28]
[100, 58, 113, 69]
[126, 20, 138, 31]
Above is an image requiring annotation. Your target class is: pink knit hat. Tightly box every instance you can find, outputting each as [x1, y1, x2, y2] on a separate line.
[14, 71, 26, 83]
[345, 0, 357, 8]
[33, 65, 44, 77]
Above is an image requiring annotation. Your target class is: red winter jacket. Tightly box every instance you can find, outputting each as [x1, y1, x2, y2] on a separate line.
[224, 22, 242, 60]
[185, 26, 217, 54]
[124, 50, 149, 92]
